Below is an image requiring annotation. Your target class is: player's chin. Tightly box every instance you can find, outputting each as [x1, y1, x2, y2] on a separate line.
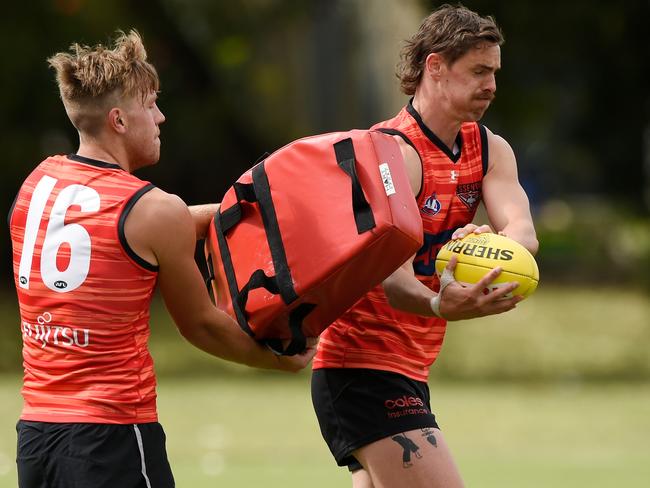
[148, 149, 161, 166]
[468, 107, 488, 121]
[470, 101, 491, 118]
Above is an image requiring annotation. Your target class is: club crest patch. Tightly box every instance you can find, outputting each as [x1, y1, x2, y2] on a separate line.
[421, 193, 441, 216]
[456, 182, 481, 209]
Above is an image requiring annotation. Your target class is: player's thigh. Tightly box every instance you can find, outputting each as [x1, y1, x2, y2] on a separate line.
[353, 427, 464, 488]
[351, 467, 374, 488]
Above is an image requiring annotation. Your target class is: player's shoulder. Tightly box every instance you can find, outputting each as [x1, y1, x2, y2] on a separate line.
[482, 126, 515, 165]
[131, 187, 192, 225]
[482, 126, 513, 151]
[136, 186, 182, 207]
[388, 134, 422, 195]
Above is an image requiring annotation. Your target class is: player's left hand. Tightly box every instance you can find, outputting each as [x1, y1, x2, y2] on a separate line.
[451, 223, 494, 240]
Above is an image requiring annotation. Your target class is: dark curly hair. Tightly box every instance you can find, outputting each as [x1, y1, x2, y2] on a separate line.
[398, 4, 504, 95]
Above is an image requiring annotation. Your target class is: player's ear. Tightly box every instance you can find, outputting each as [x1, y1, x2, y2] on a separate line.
[108, 108, 127, 134]
[425, 53, 444, 79]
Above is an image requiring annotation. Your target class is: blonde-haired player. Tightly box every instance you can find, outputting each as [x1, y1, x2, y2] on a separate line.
[10, 30, 315, 488]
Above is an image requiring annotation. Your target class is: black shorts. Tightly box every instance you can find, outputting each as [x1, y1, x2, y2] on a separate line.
[311, 368, 439, 470]
[16, 420, 174, 488]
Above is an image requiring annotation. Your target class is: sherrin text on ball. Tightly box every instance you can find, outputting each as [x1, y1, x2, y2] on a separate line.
[435, 233, 539, 298]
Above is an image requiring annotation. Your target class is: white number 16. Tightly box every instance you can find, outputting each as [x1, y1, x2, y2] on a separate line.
[18, 175, 100, 293]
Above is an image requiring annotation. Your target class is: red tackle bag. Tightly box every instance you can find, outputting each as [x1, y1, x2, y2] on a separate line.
[205, 129, 422, 355]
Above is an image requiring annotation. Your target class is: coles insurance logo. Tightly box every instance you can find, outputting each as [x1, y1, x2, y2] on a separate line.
[384, 395, 424, 409]
[384, 395, 428, 419]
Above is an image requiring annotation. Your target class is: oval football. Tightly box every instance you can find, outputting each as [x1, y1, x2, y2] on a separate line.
[434, 233, 539, 298]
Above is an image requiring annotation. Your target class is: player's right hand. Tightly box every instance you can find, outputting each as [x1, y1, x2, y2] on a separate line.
[274, 337, 318, 372]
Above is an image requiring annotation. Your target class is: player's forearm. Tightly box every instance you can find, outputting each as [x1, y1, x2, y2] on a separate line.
[182, 322, 281, 370]
[500, 221, 538, 255]
[188, 204, 220, 240]
[382, 268, 437, 317]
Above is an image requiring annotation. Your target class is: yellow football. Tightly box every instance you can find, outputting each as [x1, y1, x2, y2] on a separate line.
[435, 233, 539, 298]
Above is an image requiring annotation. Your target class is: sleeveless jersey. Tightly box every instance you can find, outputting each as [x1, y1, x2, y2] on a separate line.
[314, 100, 488, 381]
[9, 154, 159, 423]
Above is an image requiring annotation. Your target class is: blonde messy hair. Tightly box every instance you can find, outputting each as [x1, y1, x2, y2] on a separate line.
[47, 30, 159, 135]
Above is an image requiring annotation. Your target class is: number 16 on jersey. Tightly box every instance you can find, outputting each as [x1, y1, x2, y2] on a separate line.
[17, 175, 100, 293]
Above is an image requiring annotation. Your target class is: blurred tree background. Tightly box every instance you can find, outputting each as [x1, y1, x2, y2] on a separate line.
[1, 0, 649, 369]
[1, 2, 649, 486]
[2, 0, 649, 287]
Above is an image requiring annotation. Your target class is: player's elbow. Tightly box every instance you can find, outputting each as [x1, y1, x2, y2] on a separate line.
[382, 283, 403, 310]
[384, 292, 398, 309]
[509, 224, 539, 256]
[175, 319, 204, 346]
[382, 277, 398, 306]
[174, 310, 213, 346]
[526, 235, 539, 256]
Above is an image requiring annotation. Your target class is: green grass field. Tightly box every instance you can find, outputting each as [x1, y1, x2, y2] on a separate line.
[0, 375, 648, 487]
[0, 285, 648, 487]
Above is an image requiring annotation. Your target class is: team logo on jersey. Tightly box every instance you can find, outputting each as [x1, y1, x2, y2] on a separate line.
[421, 193, 441, 216]
[456, 182, 481, 209]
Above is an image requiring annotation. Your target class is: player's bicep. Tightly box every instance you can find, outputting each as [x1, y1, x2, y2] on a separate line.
[483, 132, 537, 253]
[150, 199, 214, 330]
[483, 133, 532, 229]
[483, 175, 532, 230]
[158, 250, 212, 331]
[394, 136, 422, 196]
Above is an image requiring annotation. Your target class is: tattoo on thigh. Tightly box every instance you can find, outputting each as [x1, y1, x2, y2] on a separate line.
[390, 433, 422, 468]
[421, 428, 437, 447]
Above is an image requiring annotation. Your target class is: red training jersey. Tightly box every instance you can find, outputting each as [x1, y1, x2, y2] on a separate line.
[314, 100, 488, 381]
[9, 154, 159, 423]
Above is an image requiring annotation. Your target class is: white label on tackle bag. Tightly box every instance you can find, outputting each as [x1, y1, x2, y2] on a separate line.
[379, 163, 396, 196]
